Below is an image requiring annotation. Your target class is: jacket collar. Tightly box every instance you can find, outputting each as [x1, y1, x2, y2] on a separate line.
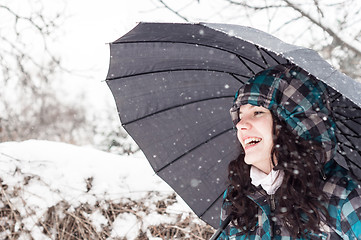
[247, 187, 272, 216]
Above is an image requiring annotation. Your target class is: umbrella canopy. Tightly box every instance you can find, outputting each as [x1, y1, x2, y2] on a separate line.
[106, 22, 361, 229]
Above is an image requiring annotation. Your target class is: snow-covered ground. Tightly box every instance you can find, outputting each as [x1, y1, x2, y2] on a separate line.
[0, 140, 198, 239]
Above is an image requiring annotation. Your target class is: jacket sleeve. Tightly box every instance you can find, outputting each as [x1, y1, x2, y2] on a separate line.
[339, 185, 361, 239]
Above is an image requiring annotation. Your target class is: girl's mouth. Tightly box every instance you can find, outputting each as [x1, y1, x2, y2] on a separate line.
[244, 137, 262, 149]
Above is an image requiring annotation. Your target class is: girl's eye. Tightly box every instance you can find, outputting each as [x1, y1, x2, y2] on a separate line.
[254, 111, 264, 116]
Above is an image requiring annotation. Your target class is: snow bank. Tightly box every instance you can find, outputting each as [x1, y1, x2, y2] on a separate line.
[0, 140, 204, 239]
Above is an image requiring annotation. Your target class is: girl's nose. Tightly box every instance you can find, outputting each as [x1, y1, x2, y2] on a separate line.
[236, 117, 251, 130]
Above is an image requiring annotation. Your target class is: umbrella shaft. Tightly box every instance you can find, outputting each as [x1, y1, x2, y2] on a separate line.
[209, 214, 233, 240]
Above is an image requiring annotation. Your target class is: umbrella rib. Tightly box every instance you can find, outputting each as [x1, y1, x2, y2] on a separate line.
[256, 46, 271, 68]
[339, 118, 361, 127]
[328, 88, 361, 126]
[342, 142, 361, 156]
[326, 88, 361, 176]
[260, 48, 282, 65]
[338, 132, 361, 160]
[327, 90, 342, 105]
[334, 111, 361, 124]
[237, 56, 256, 75]
[121, 96, 235, 126]
[230, 73, 247, 84]
[335, 119, 360, 137]
[111, 40, 267, 69]
[336, 147, 361, 172]
[337, 132, 361, 138]
[333, 105, 361, 111]
[335, 115, 361, 121]
[106, 68, 252, 81]
[155, 127, 234, 173]
[327, 93, 360, 113]
[335, 137, 361, 182]
[334, 112, 361, 122]
[199, 191, 225, 219]
[335, 126, 361, 165]
[334, 105, 359, 111]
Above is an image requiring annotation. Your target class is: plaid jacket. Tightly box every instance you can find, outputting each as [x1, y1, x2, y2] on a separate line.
[217, 160, 361, 240]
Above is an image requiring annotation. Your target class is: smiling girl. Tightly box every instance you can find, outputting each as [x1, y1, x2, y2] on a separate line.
[236, 104, 275, 174]
[218, 64, 361, 239]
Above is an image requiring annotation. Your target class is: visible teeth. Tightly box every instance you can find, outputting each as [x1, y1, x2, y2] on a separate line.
[245, 137, 262, 145]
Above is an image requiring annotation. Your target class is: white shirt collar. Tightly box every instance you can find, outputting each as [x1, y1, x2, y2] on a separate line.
[250, 166, 284, 195]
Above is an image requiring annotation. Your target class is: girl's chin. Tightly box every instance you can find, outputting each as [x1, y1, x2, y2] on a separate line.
[244, 156, 273, 169]
[244, 157, 259, 166]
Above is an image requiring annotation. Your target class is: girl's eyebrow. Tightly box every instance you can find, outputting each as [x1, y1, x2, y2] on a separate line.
[239, 105, 257, 114]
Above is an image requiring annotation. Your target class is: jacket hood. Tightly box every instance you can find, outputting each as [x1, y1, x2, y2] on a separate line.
[230, 64, 337, 163]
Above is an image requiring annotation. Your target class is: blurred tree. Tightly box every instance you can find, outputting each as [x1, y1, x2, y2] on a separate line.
[0, 1, 140, 154]
[0, 1, 85, 142]
[91, 108, 140, 155]
[0, 1, 90, 144]
[153, 0, 361, 81]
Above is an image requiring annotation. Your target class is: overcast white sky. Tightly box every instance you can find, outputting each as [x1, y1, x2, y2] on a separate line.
[53, 0, 186, 110]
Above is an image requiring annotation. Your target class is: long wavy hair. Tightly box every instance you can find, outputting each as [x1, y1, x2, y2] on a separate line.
[226, 113, 330, 238]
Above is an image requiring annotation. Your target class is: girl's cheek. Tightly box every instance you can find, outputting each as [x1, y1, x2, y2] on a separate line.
[236, 132, 242, 144]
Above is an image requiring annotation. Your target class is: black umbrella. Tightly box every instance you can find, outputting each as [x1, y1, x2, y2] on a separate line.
[105, 22, 361, 229]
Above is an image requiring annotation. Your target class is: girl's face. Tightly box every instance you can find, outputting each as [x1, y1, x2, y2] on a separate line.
[235, 104, 275, 174]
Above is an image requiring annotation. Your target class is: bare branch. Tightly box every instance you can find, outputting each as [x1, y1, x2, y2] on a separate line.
[158, 0, 190, 22]
[225, 0, 285, 9]
[282, 0, 361, 56]
[272, 16, 303, 34]
[313, 0, 324, 18]
[0, 5, 56, 35]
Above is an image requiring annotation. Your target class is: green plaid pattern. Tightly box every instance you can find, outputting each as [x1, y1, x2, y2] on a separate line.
[218, 160, 361, 239]
[230, 64, 337, 163]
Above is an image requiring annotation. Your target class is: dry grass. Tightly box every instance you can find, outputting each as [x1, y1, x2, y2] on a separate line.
[148, 215, 215, 239]
[0, 180, 215, 239]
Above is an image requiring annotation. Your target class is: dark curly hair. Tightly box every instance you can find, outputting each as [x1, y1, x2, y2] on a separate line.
[226, 113, 330, 238]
